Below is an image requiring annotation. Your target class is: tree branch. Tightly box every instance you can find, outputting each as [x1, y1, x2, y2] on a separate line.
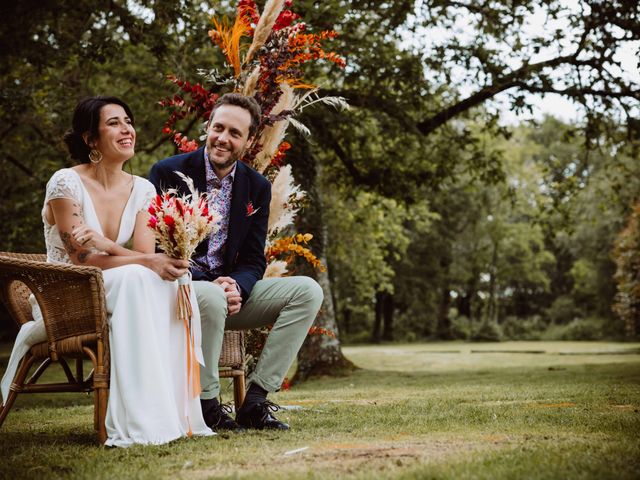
[520, 85, 640, 100]
[5, 154, 36, 179]
[308, 116, 366, 184]
[415, 49, 632, 136]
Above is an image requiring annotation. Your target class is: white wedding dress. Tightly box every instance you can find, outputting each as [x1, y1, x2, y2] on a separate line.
[0, 168, 212, 447]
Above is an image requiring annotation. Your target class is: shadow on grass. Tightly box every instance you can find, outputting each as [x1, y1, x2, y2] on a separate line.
[2, 429, 97, 448]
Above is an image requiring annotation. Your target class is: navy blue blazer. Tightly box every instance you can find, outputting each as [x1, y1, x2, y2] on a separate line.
[148, 147, 271, 301]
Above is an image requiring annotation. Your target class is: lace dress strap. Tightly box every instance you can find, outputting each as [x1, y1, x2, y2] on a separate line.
[45, 169, 83, 204]
[43, 169, 84, 265]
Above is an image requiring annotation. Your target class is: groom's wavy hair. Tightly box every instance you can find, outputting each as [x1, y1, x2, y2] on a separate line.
[63, 96, 135, 164]
[208, 93, 261, 138]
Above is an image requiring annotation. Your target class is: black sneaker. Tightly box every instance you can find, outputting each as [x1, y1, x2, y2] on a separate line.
[236, 400, 290, 430]
[201, 399, 245, 432]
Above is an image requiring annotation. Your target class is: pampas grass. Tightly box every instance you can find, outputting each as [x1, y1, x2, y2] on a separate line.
[242, 66, 261, 97]
[244, 0, 286, 65]
[268, 164, 303, 237]
[254, 83, 295, 173]
[264, 259, 289, 278]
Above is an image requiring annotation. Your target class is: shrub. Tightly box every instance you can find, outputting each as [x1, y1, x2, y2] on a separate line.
[545, 295, 582, 324]
[501, 315, 546, 340]
[343, 330, 376, 344]
[541, 317, 605, 341]
[471, 320, 503, 341]
[612, 201, 640, 338]
[450, 315, 472, 340]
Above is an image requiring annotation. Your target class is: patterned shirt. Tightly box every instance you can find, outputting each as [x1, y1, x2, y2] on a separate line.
[193, 150, 236, 276]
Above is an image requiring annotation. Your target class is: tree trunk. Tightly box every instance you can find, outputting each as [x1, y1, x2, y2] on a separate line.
[382, 292, 394, 341]
[372, 291, 383, 343]
[294, 253, 356, 382]
[342, 307, 351, 335]
[436, 285, 453, 339]
[290, 136, 356, 384]
[485, 240, 499, 323]
[457, 292, 471, 318]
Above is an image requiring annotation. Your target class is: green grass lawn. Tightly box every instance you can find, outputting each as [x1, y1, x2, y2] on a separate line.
[1, 341, 639, 479]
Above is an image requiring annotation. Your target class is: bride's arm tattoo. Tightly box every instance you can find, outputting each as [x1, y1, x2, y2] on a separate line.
[60, 231, 77, 254]
[61, 231, 91, 263]
[59, 204, 91, 263]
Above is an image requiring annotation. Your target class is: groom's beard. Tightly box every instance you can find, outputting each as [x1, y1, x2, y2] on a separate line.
[213, 156, 237, 172]
[207, 142, 246, 173]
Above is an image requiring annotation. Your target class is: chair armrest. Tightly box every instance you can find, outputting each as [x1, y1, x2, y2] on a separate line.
[0, 252, 108, 348]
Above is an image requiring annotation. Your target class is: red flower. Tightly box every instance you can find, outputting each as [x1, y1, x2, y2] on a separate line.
[281, 377, 291, 391]
[273, 9, 300, 30]
[246, 201, 260, 217]
[175, 199, 184, 217]
[164, 215, 175, 231]
[148, 216, 157, 229]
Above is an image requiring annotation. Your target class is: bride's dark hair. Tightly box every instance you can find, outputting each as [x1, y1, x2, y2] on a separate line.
[63, 96, 135, 164]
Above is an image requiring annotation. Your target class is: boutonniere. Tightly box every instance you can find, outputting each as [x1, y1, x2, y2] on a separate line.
[246, 201, 260, 217]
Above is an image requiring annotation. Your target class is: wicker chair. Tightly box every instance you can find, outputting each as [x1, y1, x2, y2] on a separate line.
[0, 252, 246, 443]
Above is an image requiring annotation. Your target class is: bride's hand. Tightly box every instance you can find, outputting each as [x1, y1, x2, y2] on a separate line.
[72, 225, 115, 252]
[146, 253, 189, 281]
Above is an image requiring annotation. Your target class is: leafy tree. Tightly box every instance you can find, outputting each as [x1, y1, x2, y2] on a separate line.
[0, 1, 216, 253]
[300, 0, 639, 196]
[612, 202, 640, 338]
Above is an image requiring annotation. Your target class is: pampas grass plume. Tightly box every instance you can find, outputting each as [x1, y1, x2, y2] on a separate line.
[268, 164, 303, 236]
[264, 260, 289, 278]
[254, 83, 295, 173]
[244, 0, 286, 65]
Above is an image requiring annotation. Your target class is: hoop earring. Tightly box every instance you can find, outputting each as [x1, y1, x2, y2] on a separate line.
[89, 149, 103, 164]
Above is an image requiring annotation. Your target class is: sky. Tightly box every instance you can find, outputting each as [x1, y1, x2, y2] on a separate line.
[401, 2, 640, 126]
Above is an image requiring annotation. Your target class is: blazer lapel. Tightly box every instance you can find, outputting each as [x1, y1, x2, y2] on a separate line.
[185, 147, 207, 194]
[225, 161, 250, 268]
[185, 148, 208, 257]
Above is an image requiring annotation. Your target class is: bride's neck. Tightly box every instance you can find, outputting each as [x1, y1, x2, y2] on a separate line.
[89, 162, 127, 190]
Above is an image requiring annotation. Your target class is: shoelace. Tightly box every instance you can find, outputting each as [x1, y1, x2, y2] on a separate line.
[215, 403, 234, 416]
[262, 400, 281, 413]
[257, 400, 281, 420]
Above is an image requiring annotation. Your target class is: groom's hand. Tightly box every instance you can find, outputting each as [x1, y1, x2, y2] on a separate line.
[213, 277, 242, 315]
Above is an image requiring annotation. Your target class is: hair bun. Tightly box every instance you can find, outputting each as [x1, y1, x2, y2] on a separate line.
[63, 129, 89, 163]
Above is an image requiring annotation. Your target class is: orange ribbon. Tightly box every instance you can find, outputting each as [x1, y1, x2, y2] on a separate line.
[176, 280, 201, 437]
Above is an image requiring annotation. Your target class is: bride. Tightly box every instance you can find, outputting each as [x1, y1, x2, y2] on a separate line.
[0, 96, 212, 446]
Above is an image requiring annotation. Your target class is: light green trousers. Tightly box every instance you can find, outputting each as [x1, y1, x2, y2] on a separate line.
[194, 276, 323, 400]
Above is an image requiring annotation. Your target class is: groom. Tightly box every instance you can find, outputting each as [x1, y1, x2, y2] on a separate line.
[149, 93, 323, 431]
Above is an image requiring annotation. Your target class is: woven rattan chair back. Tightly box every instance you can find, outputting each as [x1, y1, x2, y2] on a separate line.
[0, 252, 109, 443]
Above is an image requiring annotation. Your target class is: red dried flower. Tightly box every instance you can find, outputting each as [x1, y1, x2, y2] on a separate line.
[246, 201, 260, 217]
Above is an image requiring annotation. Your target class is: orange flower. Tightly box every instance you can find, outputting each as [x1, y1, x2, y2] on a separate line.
[266, 234, 325, 271]
[208, 12, 252, 77]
